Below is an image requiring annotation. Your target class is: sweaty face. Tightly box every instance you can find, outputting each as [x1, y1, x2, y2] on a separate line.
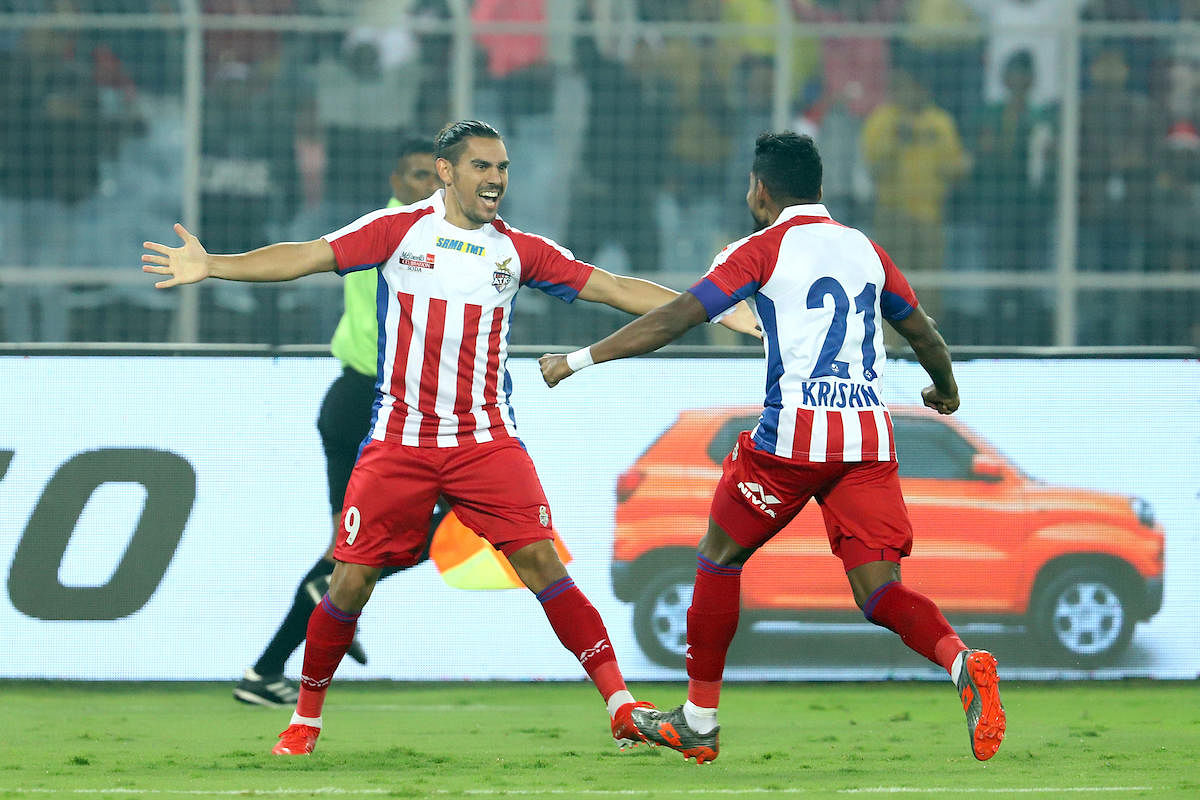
[438, 137, 509, 228]
[390, 153, 439, 205]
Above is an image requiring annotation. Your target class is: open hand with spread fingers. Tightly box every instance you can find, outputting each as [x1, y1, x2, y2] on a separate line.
[142, 223, 211, 288]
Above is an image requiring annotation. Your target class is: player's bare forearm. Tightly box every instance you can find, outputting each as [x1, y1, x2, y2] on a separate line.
[578, 268, 760, 339]
[890, 307, 959, 413]
[539, 310, 685, 388]
[577, 268, 677, 315]
[591, 302, 698, 364]
[208, 241, 336, 282]
[142, 224, 335, 289]
[913, 335, 957, 393]
[539, 293, 706, 388]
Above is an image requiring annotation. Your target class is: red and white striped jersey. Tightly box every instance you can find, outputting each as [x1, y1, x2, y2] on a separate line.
[323, 190, 594, 447]
[688, 203, 920, 463]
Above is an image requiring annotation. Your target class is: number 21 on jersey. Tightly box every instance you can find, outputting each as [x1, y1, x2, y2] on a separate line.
[807, 278, 878, 382]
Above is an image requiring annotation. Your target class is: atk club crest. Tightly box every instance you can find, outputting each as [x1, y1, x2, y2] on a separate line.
[492, 257, 514, 292]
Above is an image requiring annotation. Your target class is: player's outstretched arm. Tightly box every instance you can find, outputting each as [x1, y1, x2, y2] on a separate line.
[889, 306, 960, 414]
[142, 223, 336, 288]
[539, 292, 708, 387]
[576, 267, 761, 339]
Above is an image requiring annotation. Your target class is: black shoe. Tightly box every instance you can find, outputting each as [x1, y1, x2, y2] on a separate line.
[233, 668, 299, 707]
[346, 637, 367, 665]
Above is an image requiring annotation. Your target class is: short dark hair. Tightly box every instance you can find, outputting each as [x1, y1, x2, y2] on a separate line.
[1004, 48, 1034, 77]
[396, 134, 435, 162]
[751, 132, 822, 203]
[434, 120, 502, 164]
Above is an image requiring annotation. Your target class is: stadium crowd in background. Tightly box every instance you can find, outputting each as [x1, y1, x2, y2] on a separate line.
[0, 0, 1196, 347]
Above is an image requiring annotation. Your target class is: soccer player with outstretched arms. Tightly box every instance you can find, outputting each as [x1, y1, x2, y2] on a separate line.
[143, 120, 760, 756]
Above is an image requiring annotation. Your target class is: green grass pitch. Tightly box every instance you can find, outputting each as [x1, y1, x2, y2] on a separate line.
[2, 680, 1198, 799]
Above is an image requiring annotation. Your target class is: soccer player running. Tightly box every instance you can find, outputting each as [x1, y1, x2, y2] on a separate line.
[142, 120, 760, 756]
[539, 132, 1006, 764]
[233, 136, 445, 707]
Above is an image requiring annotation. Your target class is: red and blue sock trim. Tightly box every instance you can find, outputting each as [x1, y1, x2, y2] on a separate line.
[536, 576, 576, 603]
[697, 553, 742, 577]
[320, 594, 361, 623]
[862, 580, 898, 621]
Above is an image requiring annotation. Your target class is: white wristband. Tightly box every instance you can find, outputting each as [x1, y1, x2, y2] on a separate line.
[565, 347, 594, 373]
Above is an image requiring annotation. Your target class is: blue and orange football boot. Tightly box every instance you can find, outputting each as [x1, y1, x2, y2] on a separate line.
[630, 704, 719, 764]
[957, 649, 1006, 761]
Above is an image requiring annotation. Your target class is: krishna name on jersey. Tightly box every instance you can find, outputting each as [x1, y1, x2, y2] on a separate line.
[323, 189, 594, 447]
[688, 203, 919, 463]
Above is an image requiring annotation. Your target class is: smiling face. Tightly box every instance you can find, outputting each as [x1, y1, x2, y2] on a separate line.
[436, 136, 509, 229]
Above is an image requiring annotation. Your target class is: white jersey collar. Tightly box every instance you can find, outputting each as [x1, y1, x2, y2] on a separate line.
[774, 203, 831, 225]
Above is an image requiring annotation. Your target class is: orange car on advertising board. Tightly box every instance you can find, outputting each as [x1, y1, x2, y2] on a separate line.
[611, 406, 1164, 667]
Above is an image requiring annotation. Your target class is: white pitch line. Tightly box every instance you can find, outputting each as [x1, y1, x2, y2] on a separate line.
[0, 787, 1156, 797]
[838, 790, 1155, 795]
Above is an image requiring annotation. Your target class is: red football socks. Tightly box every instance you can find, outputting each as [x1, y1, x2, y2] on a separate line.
[863, 580, 964, 673]
[537, 577, 626, 700]
[686, 555, 743, 709]
[296, 594, 360, 719]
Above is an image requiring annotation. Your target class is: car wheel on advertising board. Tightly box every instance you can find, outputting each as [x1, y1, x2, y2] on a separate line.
[633, 566, 697, 667]
[1029, 564, 1137, 666]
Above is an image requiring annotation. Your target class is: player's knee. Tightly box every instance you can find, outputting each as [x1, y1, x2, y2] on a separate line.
[698, 522, 754, 567]
[327, 563, 381, 612]
[846, 561, 901, 609]
[507, 539, 567, 591]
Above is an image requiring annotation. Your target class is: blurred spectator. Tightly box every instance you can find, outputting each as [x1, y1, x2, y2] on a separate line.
[959, 49, 1056, 342]
[894, 0, 985, 128]
[793, 0, 906, 228]
[967, 50, 1055, 273]
[199, 1, 305, 332]
[566, 1, 665, 275]
[1147, 52, 1200, 345]
[1081, 1, 1167, 91]
[471, 0, 553, 126]
[311, 19, 422, 226]
[716, 0, 822, 233]
[724, 0, 822, 105]
[633, 0, 736, 270]
[796, 0, 904, 118]
[861, 67, 968, 323]
[1078, 44, 1161, 272]
[965, 0, 1089, 109]
[1077, 44, 1165, 343]
[204, 0, 293, 79]
[0, 0, 144, 341]
[411, 0, 455, 135]
[103, 1, 183, 95]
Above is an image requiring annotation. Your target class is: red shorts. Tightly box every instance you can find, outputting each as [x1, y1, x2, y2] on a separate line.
[710, 430, 913, 571]
[334, 436, 554, 567]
